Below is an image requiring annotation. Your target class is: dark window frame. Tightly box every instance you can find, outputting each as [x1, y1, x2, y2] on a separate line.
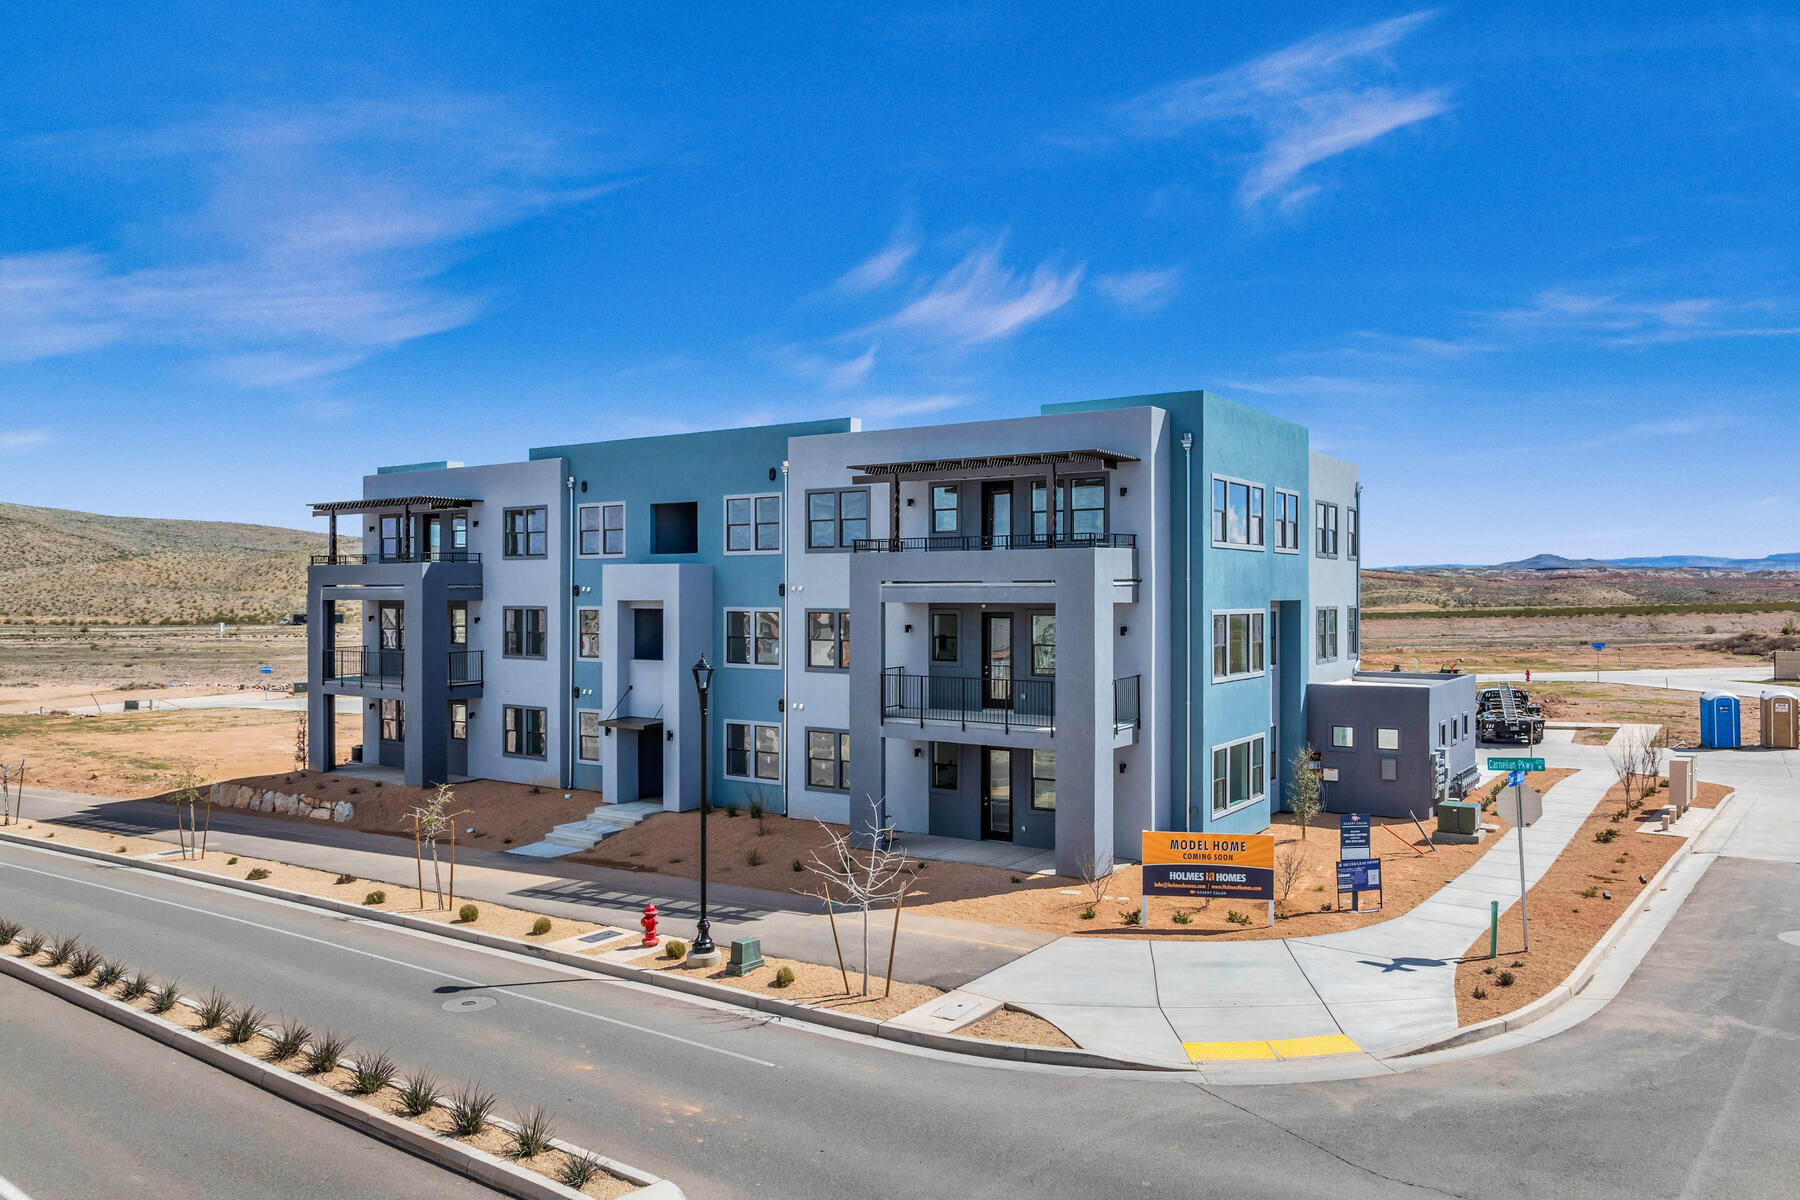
[380, 697, 404, 742]
[806, 610, 850, 671]
[1029, 613, 1056, 676]
[503, 705, 548, 759]
[449, 699, 468, 741]
[724, 719, 781, 781]
[724, 493, 782, 554]
[805, 727, 851, 792]
[1030, 748, 1056, 811]
[576, 607, 601, 660]
[930, 484, 959, 534]
[503, 606, 547, 658]
[930, 741, 959, 790]
[1211, 474, 1266, 549]
[724, 608, 781, 668]
[930, 611, 959, 663]
[805, 487, 871, 551]
[576, 710, 602, 763]
[1315, 502, 1340, 558]
[503, 506, 548, 558]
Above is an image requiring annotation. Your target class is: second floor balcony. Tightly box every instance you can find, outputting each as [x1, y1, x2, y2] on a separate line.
[311, 550, 481, 565]
[852, 532, 1135, 553]
[881, 668, 1055, 733]
[321, 648, 484, 690]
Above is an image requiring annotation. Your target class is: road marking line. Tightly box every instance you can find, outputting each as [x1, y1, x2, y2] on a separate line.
[0, 1172, 36, 1200]
[0, 855, 778, 1069]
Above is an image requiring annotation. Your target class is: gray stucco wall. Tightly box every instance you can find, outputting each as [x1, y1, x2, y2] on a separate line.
[1305, 672, 1476, 819]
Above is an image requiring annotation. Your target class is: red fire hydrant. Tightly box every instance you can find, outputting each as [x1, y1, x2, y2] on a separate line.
[640, 903, 660, 947]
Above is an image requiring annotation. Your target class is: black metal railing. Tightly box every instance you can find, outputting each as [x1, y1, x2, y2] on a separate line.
[851, 532, 1135, 553]
[448, 649, 482, 686]
[324, 647, 404, 687]
[1113, 674, 1141, 732]
[311, 550, 481, 565]
[881, 668, 1054, 732]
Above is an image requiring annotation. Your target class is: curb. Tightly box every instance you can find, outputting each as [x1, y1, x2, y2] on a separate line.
[1379, 787, 1738, 1059]
[0, 830, 1170, 1073]
[0, 950, 683, 1200]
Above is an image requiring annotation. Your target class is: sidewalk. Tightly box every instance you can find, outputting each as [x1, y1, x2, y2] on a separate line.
[957, 726, 1660, 1069]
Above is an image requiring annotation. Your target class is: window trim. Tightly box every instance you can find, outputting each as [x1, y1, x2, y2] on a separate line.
[503, 705, 548, 759]
[1273, 489, 1301, 553]
[930, 483, 959, 534]
[1030, 748, 1056, 812]
[1315, 501, 1340, 559]
[723, 608, 782, 669]
[804, 486, 872, 552]
[804, 726, 851, 793]
[722, 493, 782, 556]
[1210, 473, 1267, 551]
[502, 606, 548, 659]
[575, 709, 603, 764]
[930, 611, 959, 663]
[577, 502, 627, 558]
[1315, 606, 1340, 663]
[1375, 726, 1401, 752]
[1347, 606, 1360, 657]
[1346, 505, 1359, 561]
[929, 741, 959, 791]
[503, 506, 549, 559]
[1210, 608, 1267, 682]
[1029, 612, 1056, 677]
[576, 606, 602, 661]
[805, 609, 850, 673]
[723, 719, 782, 782]
[448, 699, 467, 742]
[1209, 732, 1268, 818]
[379, 697, 404, 743]
[1331, 724, 1355, 749]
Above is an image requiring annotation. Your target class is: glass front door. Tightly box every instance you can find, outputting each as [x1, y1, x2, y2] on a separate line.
[983, 613, 1013, 708]
[982, 748, 1013, 840]
[982, 483, 1012, 544]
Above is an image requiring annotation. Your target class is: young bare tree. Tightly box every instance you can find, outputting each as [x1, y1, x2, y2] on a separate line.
[402, 784, 463, 909]
[1286, 745, 1323, 839]
[293, 712, 309, 773]
[1075, 844, 1113, 910]
[1607, 727, 1664, 812]
[0, 758, 20, 825]
[165, 766, 208, 859]
[798, 814, 913, 997]
[1275, 844, 1307, 900]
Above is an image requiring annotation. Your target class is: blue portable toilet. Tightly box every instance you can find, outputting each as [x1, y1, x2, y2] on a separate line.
[1700, 691, 1740, 748]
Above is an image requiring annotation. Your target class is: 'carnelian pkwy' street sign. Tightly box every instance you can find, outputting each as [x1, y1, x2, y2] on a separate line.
[1140, 831, 1275, 900]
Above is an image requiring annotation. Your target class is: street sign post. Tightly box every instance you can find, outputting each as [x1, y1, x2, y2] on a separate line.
[1335, 858, 1382, 912]
[1339, 813, 1371, 861]
[1487, 757, 1545, 773]
[1592, 641, 1606, 682]
[1141, 831, 1276, 926]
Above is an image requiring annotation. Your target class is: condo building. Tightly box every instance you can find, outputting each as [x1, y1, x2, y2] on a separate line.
[304, 390, 1364, 874]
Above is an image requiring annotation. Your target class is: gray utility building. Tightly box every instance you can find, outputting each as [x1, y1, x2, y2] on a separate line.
[1305, 671, 1479, 819]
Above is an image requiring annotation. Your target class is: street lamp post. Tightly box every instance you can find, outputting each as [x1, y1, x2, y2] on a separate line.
[689, 654, 721, 965]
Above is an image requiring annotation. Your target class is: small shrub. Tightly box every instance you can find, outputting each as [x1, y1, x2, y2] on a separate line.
[1120, 907, 1142, 926]
[334, 873, 357, 885]
[791, 858, 804, 872]
[15, 931, 44, 957]
[1171, 909, 1192, 925]
[226, 856, 239, 865]
[558, 1153, 605, 1190]
[748, 796, 765, 821]
[1320, 903, 1333, 912]
[246, 868, 271, 881]
[509, 1106, 556, 1159]
[305, 1030, 351, 1074]
[122, 971, 154, 1001]
[1483, 964, 1496, 974]
[1582, 887, 1598, 899]
[1496, 970, 1516, 987]
[457, 904, 479, 923]
[268, 1020, 311, 1062]
[351, 1050, 398, 1096]
[224, 1005, 266, 1044]
[1595, 828, 1619, 844]
[67, 946, 102, 977]
[397, 1070, 442, 1117]
[1472, 985, 1488, 1000]
[195, 989, 230, 1029]
[363, 891, 386, 906]
[724, 802, 739, 818]
[1227, 910, 1253, 926]
[347, 787, 360, 795]
[1080, 905, 1097, 920]
[150, 980, 184, 1013]
[93, 960, 125, 989]
[746, 847, 764, 867]
[1510, 960, 1524, 968]
[447, 1085, 498, 1137]
[46, 935, 80, 967]
[0, 917, 20, 945]
[116, 845, 128, 853]
[773, 965, 796, 988]
[664, 938, 686, 959]
[530, 916, 553, 936]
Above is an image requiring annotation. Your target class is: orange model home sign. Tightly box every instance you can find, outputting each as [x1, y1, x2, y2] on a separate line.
[1140, 831, 1276, 900]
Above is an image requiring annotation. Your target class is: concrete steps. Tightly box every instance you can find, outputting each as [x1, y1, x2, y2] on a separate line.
[507, 801, 663, 859]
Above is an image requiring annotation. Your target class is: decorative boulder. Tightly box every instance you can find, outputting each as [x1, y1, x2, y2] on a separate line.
[332, 802, 353, 823]
[308, 806, 330, 819]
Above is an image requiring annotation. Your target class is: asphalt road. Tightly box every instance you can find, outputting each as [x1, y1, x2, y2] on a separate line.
[2, 835, 1795, 1200]
[0, 972, 504, 1200]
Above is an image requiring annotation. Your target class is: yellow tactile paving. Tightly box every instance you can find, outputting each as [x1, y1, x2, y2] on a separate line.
[1268, 1034, 1362, 1059]
[1182, 1040, 1278, 1062]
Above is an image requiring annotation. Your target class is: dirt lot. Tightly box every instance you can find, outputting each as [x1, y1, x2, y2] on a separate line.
[1534, 682, 1760, 747]
[578, 771, 1572, 941]
[1454, 777, 1733, 1025]
[0, 624, 318, 693]
[1361, 609, 1792, 673]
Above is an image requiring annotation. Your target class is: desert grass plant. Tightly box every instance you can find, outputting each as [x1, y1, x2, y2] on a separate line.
[446, 1084, 498, 1137]
[305, 1029, 351, 1075]
[334, 873, 357, 885]
[93, 960, 125, 989]
[508, 1106, 557, 1159]
[196, 989, 231, 1029]
[363, 890, 386, 905]
[246, 867, 271, 881]
[773, 965, 796, 988]
[558, 1153, 605, 1190]
[67, 946, 102, 977]
[267, 1019, 311, 1062]
[530, 916, 552, 936]
[350, 1050, 398, 1096]
[397, 1070, 442, 1117]
[663, 938, 686, 959]
[0, 917, 20, 945]
[149, 979, 183, 1013]
[224, 1004, 266, 1045]
[121, 970, 154, 1001]
[45, 934, 80, 967]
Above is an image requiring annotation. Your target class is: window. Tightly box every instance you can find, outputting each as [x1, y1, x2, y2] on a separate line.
[1347, 507, 1359, 560]
[449, 699, 467, 741]
[1030, 614, 1056, 675]
[725, 609, 780, 667]
[1376, 727, 1401, 751]
[807, 611, 849, 670]
[504, 706, 547, 758]
[1315, 502, 1339, 557]
[651, 502, 698, 554]
[633, 608, 663, 661]
[1210, 610, 1266, 681]
[1030, 749, 1056, 811]
[930, 742, 958, 790]
[807, 729, 850, 791]
[503, 607, 546, 658]
[380, 698, 403, 742]
[504, 507, 547, 557]
[725, 494, 781, 553]
[1029, 481, 1064, 540]
[448, 603, 467, 646]
[1439, 721, 1448, 746]
[1273, 490, 1300, 551]
[931, 612, 958, 662]
[1211, 476, 1265, 547]
[577, 503, 625, 557]
[1068, 477, 1105, 538]
[379, 515, 403, 561]
[450, 514, 467, 551]
[1348, 607, 1360, 656]
[931, 484, 959, 533]
[1210, 734, 1267, 816]
[577, 711, 601, 763]
[1332, 725, 1355, 749]
[725, 721, 781, 781]
[806, 488, 869, 549]
[1315, 607, 1339, 661]
[1462, 713, 1470, 739]
[577, 608, 600, 660]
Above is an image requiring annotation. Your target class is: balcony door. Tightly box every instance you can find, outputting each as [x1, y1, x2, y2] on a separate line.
[981, 748, 1014, 841]
[376, 602, 404, 681]
[982, 612, 1013, 709]
[982, 482, 1012, 546]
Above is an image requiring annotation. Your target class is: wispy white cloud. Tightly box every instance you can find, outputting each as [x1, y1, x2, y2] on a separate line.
[1104, 10, 1450, 209]
[856, 393, 972, 420]
[867, 239, 1083, 348]
[0, 428, 55, 453]
[1095, 267, 1182, 314]
[1487, 289, 1800, 346]
[774, 341, 881, 389]
[833, 227, 919, 295]
[0, 94, 632, 384]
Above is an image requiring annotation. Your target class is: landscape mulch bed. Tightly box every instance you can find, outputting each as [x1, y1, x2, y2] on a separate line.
[1454, 777, 1733, 1025]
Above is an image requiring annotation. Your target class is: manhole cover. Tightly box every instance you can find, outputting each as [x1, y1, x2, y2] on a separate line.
[442, 995, 497, 1013]
[1779, 931, 1800, 949]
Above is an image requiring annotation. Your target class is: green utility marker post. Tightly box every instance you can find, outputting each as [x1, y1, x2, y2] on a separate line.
[1490, 900, 1499, 958]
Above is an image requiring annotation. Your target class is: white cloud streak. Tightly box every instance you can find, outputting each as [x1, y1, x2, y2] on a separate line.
[1095, 267, 1182, 314]
[1488, 289, 1800, 346]
[870, 241, 1083, 348]
[0, 428, 55, 452]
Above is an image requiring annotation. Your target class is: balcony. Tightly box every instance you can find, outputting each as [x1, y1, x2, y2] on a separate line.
[852, 532, 1135, 553]
[1113, 674, 1141, 733]
[448, 649, 483, 687]
[881, 668, 1055, 733]
[324, 647, 403, 688]
[311, 550, 481, 565]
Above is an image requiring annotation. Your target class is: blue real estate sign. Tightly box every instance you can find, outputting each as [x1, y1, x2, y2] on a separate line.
[1336, 858, 1381, 901]
[1339, 813, 1371, 860]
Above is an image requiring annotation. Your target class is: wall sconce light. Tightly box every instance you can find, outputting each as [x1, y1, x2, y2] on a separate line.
[666, 730, 675, 742]
[913, 747, 923, 757]
[472, 520, 479, 527]
[769, 466, 779, 482]
[604, 727, 612, 737]
[1119, 625, 1128, 636]
[905, 497, 915, 507]
[367, 701, 376, 710]
[1119, 762, 1128, 774]
[777, 699, 785, 713]
[904, 623, 913, 633]
[368, 613, 375, 620]
[1119, 487, 1128, 497]
[472, 615, 480, 624]
[580, 480, 588, 492]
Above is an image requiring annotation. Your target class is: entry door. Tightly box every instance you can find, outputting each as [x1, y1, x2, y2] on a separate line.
[983, 613, 1013, 708]
[376, 602, 404, 680]
[1776, 700, 1796, 747]
[637, 724, 664, 799]
[981, 748, 1013, 841]
[982, 483, 1013, 545]
[425, 517, 442, 561]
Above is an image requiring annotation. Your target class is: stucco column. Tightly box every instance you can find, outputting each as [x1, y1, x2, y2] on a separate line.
[305, 569, 334, 772]
[846, 553, 884, 848]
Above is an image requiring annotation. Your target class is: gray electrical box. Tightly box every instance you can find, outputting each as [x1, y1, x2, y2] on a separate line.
[1435, 800, 1481, 837]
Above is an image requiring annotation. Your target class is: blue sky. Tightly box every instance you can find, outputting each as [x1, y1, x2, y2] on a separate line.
[0, 3, 1793, 566]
